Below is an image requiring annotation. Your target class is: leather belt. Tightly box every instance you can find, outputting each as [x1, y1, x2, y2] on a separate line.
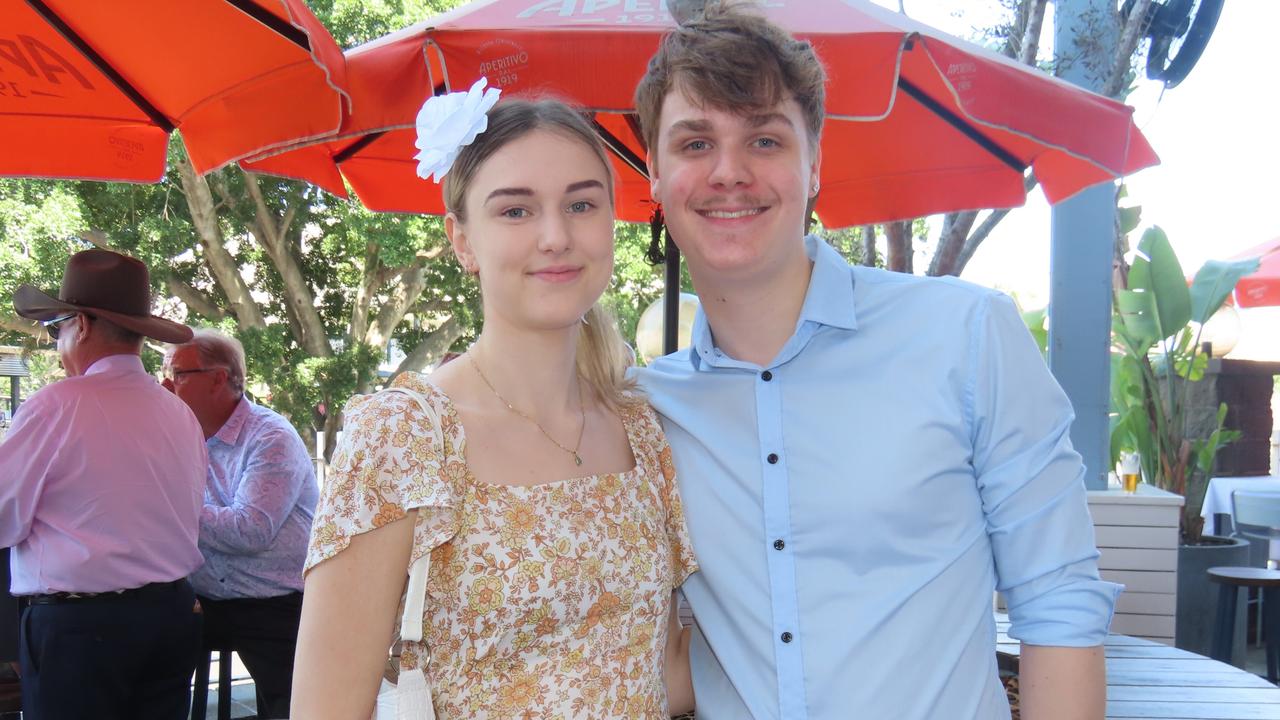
[27, 579, 187, 605]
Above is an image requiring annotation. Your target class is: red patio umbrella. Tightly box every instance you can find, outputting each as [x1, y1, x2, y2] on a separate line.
[1230, 237, 1280, 308]
[1, 0, 350, 182]
[243, 0, 1158, 227]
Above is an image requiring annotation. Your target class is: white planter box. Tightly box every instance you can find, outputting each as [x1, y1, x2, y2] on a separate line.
[1087, 486, 1184, 645]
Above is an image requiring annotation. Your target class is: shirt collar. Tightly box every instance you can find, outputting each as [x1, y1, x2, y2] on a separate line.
[688, 235, 858, 370]
[212, 396, 252, 446]
[83, 354, 145, 376]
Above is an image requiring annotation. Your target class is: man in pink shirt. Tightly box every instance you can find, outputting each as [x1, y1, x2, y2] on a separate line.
[0, 249, 208, 719]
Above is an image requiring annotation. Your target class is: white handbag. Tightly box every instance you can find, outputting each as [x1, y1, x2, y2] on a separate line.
[373, 386, 440, 720]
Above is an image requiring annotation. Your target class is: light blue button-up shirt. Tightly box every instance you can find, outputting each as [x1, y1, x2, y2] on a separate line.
[190, 397, 318, 600]
[637, 236, 1121, 719]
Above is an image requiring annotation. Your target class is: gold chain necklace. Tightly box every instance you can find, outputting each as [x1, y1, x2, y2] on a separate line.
[467, 352, 586, 466]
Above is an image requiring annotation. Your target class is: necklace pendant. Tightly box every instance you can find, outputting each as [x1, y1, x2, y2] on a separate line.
[574, 453, 583, 467]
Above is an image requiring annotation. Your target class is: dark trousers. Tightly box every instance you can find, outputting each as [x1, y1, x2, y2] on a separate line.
[20, 580, 201, 720]
[197, 592, 303, 720]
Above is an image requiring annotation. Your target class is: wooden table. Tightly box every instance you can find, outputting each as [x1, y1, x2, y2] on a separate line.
[997, 615, 1280, 719]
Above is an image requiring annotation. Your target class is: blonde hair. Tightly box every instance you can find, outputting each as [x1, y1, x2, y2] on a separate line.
[444, 98, 638, 410]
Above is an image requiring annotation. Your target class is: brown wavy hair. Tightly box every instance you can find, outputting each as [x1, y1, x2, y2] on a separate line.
[634, 0, 827, 158]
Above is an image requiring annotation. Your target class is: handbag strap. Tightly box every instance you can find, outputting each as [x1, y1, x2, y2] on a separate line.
[382, 385, 440, 643]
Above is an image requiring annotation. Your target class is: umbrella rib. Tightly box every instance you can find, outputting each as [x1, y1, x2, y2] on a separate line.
[896, 77, 1027, 175]
[592, 120, 649, 181]
[223, 0, 312, 52]
[24, 0, 174, 132]
[333, 132, 386, 164]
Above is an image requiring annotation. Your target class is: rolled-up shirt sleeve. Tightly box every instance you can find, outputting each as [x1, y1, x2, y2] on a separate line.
[969, 292, 1123, 646]
[200, 427, 311, 555]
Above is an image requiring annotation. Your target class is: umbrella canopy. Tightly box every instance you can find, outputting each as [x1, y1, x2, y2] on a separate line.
[1, 0, 350, 182]
[1230, 237, 1280, 308]
[243, 0, 1157, 228]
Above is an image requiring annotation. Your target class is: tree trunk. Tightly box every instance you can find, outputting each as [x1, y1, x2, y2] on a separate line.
[860, 225, 878, 267]
[244, 172, 330, 357]
[885, 221, 913, 274]
[174, 152, 266, 330]
[1018, 0, 1049, 65]
[349, 243, 382, 346]
[928, 210, 979, 277]
[166, 277, 226, 322]
[1105, 0, 1154, 98]
[366, 252, 441, 350]
[389, 315, 464, 382]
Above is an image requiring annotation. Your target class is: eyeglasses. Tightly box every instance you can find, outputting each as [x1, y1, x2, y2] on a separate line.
[42, 313, 78, 340]
[164, 367, 222, 383]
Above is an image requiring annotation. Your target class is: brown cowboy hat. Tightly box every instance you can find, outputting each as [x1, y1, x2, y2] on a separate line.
[13, 249, 193, 344]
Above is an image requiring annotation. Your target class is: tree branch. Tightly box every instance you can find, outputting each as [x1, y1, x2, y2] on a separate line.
[1, 315, 44, 340]
[928, 210, 979, 277]
[77, 230, 113, 250]
[174, 146, 266, 330]
[389, 314, 463, 382]
[1018, 0, 1049, 65]
[166, 277, 226, 322]
[243, 171, 330, 357]
[349, 242, 381, 345]
[1105, 0, 1153, 98]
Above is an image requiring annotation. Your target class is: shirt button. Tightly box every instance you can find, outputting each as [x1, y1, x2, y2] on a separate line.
[781, 632, 793, 643]
[761, 370, 773, 381]
[773, 539, 786, 551]
[767, 453, 779, 464]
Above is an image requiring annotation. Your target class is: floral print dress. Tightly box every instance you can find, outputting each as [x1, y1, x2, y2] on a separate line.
[306, 373, 698, 719]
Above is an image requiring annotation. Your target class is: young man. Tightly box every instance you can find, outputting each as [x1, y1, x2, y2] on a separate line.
[633, 5, 1118, 719]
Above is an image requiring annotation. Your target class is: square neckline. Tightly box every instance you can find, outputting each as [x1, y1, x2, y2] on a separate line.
[412, 378, 645, 491]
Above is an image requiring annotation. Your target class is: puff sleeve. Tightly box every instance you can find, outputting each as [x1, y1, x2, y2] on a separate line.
[306, 380, 465, 574]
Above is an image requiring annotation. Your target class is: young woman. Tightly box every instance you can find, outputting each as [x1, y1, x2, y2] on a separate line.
[292, 97, 697, 719]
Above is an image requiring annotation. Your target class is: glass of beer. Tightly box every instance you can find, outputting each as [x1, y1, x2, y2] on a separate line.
[1119, 452, 1141, 494]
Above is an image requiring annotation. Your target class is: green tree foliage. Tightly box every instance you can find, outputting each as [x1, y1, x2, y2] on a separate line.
[0, 0, 676, 451]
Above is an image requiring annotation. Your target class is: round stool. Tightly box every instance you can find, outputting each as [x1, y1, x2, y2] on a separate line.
[1208, 566, 1280, 682]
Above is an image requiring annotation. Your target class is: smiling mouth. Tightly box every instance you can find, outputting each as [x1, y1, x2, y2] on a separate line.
[699, 207, 766, 219]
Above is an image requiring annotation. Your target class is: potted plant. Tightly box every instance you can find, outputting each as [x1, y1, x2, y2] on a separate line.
[1109, 225, 1259, 659]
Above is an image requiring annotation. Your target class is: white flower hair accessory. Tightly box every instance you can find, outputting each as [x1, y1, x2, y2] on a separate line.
[414, 77, 502, 183]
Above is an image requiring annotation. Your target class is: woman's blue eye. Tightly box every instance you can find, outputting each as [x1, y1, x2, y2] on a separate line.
[568, 201, 593, 213]
[502, 207, 528, 219]
[685, 140, 709, 151]
[756, 137, 778, 148]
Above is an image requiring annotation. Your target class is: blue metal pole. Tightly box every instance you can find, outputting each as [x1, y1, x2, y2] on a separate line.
[1051, 0, 1118, 490]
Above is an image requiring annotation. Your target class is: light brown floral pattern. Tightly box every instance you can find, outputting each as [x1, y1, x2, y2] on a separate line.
[306, 373, 698, 719]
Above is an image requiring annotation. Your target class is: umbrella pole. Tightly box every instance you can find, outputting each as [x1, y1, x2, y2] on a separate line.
[663, 236, 681, 356]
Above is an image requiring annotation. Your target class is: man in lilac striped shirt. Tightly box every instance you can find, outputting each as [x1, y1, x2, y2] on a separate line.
[164, 328, 316, 719]
[0, 249, 207, 719]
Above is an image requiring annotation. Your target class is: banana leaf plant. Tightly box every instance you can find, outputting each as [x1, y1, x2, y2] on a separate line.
[1110, 226, 1259, 541]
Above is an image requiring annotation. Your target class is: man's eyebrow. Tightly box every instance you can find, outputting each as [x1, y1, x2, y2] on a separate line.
[748, 112, 796, 130]
[667, 118, 713, 135]
[484, 187, 534, 203]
